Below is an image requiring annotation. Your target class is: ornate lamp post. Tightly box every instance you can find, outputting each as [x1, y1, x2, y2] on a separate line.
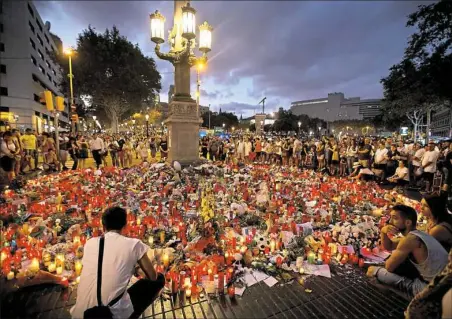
[150, 1, 213, 164]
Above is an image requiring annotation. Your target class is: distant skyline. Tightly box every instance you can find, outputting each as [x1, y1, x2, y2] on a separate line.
[35, 1, 431, 117]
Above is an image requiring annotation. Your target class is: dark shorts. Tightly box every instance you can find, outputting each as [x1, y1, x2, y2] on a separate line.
[331, 160, 339, 165]
[0, 156, 15, 172]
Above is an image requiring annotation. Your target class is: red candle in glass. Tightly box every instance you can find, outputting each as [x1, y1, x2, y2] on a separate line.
[228, 285, 235, 297]
[358, 258, 365, 268]
[218, 272, 225, 294]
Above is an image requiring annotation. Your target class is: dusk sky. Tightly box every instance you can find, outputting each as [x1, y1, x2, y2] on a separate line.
[35, 1, 431, 117]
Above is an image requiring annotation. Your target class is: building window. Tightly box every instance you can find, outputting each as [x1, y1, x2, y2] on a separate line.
[29, 21, 35, 33]
[0, 64, 5, 74]
[38, 49, 44, 60]
[53, 80, 57, 87]
[30, 38, 36, 50]
[52, 69, 56, 76]
[0, 23, 4, 33]
[0, 43, 4, 52]
[47, 74, 52, 82]
[36, 19, 43, 32]
[0, 87, 8, 96]
[33, 94, 40, 103]
[32, 74, 39, 82]
[46, 60, 50, 68]
[44, 34, 49, 43]
[31, 55, 37, 66]
[37, 35, 43, 46]
[39, 65, 45, 74]
[28, 3, 35, 17]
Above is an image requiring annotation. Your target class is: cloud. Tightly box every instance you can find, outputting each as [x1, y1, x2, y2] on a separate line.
[34, 0, 432, 111]
[200, 89, 220, 99]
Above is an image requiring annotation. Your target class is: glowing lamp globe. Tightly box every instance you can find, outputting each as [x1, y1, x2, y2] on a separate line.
[182, 3, 196, 40]
[198, 21, 213, 53]
[150, 10, 165, 44]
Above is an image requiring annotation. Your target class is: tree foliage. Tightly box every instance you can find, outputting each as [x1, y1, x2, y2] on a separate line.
[201, 112, 239, 129]
[272, 110, 326, 133]
[381, 1, 452, 127]
[53, 26, 161, 132]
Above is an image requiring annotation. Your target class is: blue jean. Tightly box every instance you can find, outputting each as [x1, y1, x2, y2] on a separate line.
[375, 267, 427, 299]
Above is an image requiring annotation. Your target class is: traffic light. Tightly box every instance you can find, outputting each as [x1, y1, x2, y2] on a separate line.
[42, 90, 54, 111]
[71, 114, 79, 123]
[55, 96, 65, 112]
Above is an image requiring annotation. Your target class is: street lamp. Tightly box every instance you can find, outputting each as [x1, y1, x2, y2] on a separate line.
[150, 1, 213, 163]
[64, 48, 76, 133]
[298, 121, 301, 135]
[196, 61, 205, 117]
[145, 114, 150, 138]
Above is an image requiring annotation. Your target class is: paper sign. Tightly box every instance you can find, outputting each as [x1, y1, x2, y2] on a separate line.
[281, 231, 295, 247]
[264, 276, 278, 287]
[252, 271, 269, 282]
[338, 245, 355, 254]
[235, 286, 246, 296]
[302, 263, 331, 278]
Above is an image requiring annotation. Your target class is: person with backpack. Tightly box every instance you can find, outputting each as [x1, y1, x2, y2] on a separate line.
[71, 207, 165, 319]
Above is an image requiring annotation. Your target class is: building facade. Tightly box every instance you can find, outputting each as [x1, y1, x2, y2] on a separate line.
[0, 0, 69, 132]
[291, 92, 381, 122]
[430, 107, 452, 138]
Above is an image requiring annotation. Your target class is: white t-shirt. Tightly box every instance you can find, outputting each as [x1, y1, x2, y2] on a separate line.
[395, 166, 409, 181]
[374, 148, 388, 164]
[71, 232, 149, 319]
[422, 150, 440, 173]
[412, 148, 425, 167]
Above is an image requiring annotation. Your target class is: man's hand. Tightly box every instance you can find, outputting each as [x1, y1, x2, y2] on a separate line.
[442, 184, 449, 192]
[366, 266, 379, 277]
[381, 225, 399, 238]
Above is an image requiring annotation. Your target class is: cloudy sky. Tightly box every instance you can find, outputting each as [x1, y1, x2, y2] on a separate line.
[35, 1, 429, 117]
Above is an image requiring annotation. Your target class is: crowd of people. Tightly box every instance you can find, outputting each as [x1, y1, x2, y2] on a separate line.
[201, 134, 450, 193]
[1, 128, 449, 194]
[1, 127, 452, 318]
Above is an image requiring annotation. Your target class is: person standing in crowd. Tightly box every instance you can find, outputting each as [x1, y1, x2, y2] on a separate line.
[20, 128, 38, 172]
[367, 204, 448, 298]
[411, 142, 425, 186]
[374, 141, 389, 182]
[123, 138, 134, 168]
[70, 206, 165, 319]
[89, 133, 105, 169]
[346, 139, 358, 174]
[11, 129, 22, 176]
[78, 135, 89, 169]
[41, 132, 59, 171]
[149, 136, 157, 160]
[159, 136, 168, 161]
[421, 141, 440, 191]
[108, 138, 120, 167]
[59, 132, 69, 171]
[67, 136, 79, 170]
[0, 131, 18, 182]
[358, 138, 372, 168]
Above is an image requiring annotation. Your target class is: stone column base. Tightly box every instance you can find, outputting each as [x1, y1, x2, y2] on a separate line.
[164, 100, 202, 165]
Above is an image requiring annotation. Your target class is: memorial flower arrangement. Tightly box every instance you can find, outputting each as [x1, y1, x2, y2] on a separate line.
[0, 162, 420, 296]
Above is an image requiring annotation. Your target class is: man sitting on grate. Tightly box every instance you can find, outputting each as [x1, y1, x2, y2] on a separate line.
[366, 204, 448, 299]
[71, 206, 165, 319]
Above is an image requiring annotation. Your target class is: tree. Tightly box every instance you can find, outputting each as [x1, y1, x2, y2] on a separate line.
[405, 0, 452, 102]
[54, 26, 161, 132]
[380, 1, 452, 132]
[201, 111, 238, 129]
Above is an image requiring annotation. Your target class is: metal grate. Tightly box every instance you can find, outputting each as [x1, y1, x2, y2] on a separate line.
[0, 266, 409, 319]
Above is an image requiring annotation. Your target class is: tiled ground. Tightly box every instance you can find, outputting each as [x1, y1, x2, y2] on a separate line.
[0, 265, 409, 319]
